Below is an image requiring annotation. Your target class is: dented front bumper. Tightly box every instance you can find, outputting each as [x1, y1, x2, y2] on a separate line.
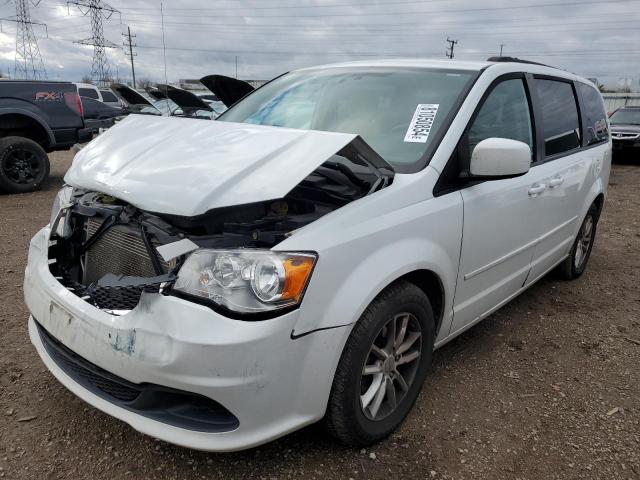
[24, 227, 346, 451]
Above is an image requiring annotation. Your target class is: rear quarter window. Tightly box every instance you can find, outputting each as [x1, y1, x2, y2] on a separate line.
[577, 83, 609, 145]
[78, 87, 99, 100]
[534, 79, 581, 157]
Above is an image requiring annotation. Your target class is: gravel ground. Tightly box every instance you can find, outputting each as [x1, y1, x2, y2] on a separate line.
[0, 151, 638, 480]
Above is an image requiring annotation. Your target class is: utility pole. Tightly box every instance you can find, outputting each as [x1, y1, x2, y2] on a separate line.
[68, 0, 120, 87]
[122, 26, 136, 88]
[1, 0, 48, 80]
[446, 37, 458, 59]
[499, 43, 505, 56]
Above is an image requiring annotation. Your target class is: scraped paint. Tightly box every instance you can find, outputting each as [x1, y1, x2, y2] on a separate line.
[110, 329, 136, 355]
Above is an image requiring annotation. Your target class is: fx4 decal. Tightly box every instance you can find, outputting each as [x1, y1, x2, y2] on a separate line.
[35, 91, 63, 102]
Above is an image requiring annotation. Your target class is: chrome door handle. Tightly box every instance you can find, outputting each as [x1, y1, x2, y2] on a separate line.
[548, 177, 565, 189]
[528, 183, 547, 196]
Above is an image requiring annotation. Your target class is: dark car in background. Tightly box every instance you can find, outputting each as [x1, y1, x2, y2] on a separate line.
[0, 80, 91, 193]
[610, 106, 640, 159]
[80, 96, 126, 130]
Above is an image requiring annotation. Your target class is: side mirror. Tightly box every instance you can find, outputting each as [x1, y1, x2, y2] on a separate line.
[470, 138, 531, 179]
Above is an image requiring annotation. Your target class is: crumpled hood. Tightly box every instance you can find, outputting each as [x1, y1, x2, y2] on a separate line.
[65, 115, 358, 216]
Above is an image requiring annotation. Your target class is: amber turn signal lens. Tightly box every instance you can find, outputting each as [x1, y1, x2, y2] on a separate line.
[281, 255, 316, 302]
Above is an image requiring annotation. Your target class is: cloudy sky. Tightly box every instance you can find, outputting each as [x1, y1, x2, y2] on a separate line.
[1, 0, 639, 89]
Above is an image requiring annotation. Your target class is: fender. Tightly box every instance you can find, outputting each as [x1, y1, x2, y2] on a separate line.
[303, 238, 456, 339]
[0, 107, 55, 147]
[280, 175, 463, 343]
[573, 147, 611, 238]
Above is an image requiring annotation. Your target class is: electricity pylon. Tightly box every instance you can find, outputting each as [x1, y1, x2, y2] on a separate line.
[68, 0, 120, 86]
[2, 0, 48, 79]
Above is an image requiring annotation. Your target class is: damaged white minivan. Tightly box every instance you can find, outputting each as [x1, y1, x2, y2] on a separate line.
[24, 58, 611, 451]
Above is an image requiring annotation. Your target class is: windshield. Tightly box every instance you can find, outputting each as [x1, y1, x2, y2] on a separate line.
[610, 109, 640, 125]
[219, 67, 478, 172]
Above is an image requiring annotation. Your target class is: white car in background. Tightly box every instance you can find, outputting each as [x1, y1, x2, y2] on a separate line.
[25, 58, 611, 451]
[74, 82, 123, 108]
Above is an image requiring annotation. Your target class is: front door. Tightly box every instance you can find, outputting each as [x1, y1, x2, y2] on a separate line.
[450, 77, 544, 334]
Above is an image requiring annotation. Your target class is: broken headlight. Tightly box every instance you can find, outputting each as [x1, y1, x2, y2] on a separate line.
[174, 250, 317, 314]
[49, 185, 74, 238]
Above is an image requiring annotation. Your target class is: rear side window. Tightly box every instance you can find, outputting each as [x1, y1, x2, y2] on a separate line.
[100, 91, 118, 102]
[534, 79, 581, 156]
[577, 83, 608, 145]
[78, 87, 99, 100]
[467, 79, 533, 159]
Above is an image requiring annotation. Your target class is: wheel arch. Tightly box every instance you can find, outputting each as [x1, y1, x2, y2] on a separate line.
[390, 269, 445, 337]
[0, 109, 55, 149]
[592, 192, 605, 219]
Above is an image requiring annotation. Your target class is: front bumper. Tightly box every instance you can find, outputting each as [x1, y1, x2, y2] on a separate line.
[24, 227, 349, 451]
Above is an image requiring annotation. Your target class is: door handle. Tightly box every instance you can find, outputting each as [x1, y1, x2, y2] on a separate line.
[548, 177, 565, 189]
[528, 183, 547, 196]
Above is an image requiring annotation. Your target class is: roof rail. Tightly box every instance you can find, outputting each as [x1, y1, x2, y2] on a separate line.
[487, 56, 555, 68]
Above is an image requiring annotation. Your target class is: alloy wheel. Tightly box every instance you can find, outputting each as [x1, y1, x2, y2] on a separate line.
[574, 215, 594, 269]
[2, 148, 40, 184]
[360, 312, 422, 421]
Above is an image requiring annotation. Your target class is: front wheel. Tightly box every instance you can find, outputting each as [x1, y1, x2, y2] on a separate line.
[557, 204, 599, 279]
[324, 280, 435, 446]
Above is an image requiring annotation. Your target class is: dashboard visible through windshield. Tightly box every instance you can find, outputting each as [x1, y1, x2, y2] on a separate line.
[219, 67, 479, 172]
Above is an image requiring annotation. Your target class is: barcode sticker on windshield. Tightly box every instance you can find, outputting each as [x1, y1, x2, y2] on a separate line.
[404, 104, 439, 143]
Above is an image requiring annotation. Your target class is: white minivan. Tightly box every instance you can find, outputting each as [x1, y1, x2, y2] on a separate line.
[25, 58, 611, 451]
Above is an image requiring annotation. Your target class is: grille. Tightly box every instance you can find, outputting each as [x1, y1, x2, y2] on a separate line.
[68, 278, 168, 311]
[611, 131, 640, 140]
[84, 218, 169, 284]
[38, 320, 142, 402]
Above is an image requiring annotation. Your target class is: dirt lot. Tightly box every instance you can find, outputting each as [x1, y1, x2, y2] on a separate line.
[0, 151, 638, 480]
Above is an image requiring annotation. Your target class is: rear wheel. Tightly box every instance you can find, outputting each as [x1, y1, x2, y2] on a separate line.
[0, 136, 50, 193]
[557, 204, 599, 279]
[324, 280, 435, 446]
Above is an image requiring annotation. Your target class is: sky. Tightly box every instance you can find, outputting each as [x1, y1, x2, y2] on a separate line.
[1, 0, 639, 90]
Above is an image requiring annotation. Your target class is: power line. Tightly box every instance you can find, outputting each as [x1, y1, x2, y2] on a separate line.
[122, 24, 135, 88]
[1, 0, 48, 79]
[68, 0, 120, 86]
[99, 0, 640, 18]
[132, 44, 640, 59]
[50, 0, 453, 11]
[116, 19, 640, 38]
[51, 0, 640, 16]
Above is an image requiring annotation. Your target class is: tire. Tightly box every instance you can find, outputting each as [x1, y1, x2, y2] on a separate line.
[0, 136, 50, 194]
[557, 203, 599, 280]
[324, 280, 435, 446]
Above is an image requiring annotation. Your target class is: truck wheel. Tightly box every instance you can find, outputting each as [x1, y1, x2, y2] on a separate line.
[0, 136, 50, 193]
[324, 280, 435, 446]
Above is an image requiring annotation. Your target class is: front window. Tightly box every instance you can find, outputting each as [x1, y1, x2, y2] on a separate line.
[219, 67, 478, 172]
[467, 79, 533, 160]
[610, 109, 640, 126]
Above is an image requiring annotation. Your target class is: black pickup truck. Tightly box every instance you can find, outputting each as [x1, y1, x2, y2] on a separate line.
[0, 80, 94, 193]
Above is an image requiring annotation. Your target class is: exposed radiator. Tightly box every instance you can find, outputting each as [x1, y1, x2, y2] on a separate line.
[84, 218, 168, 284]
